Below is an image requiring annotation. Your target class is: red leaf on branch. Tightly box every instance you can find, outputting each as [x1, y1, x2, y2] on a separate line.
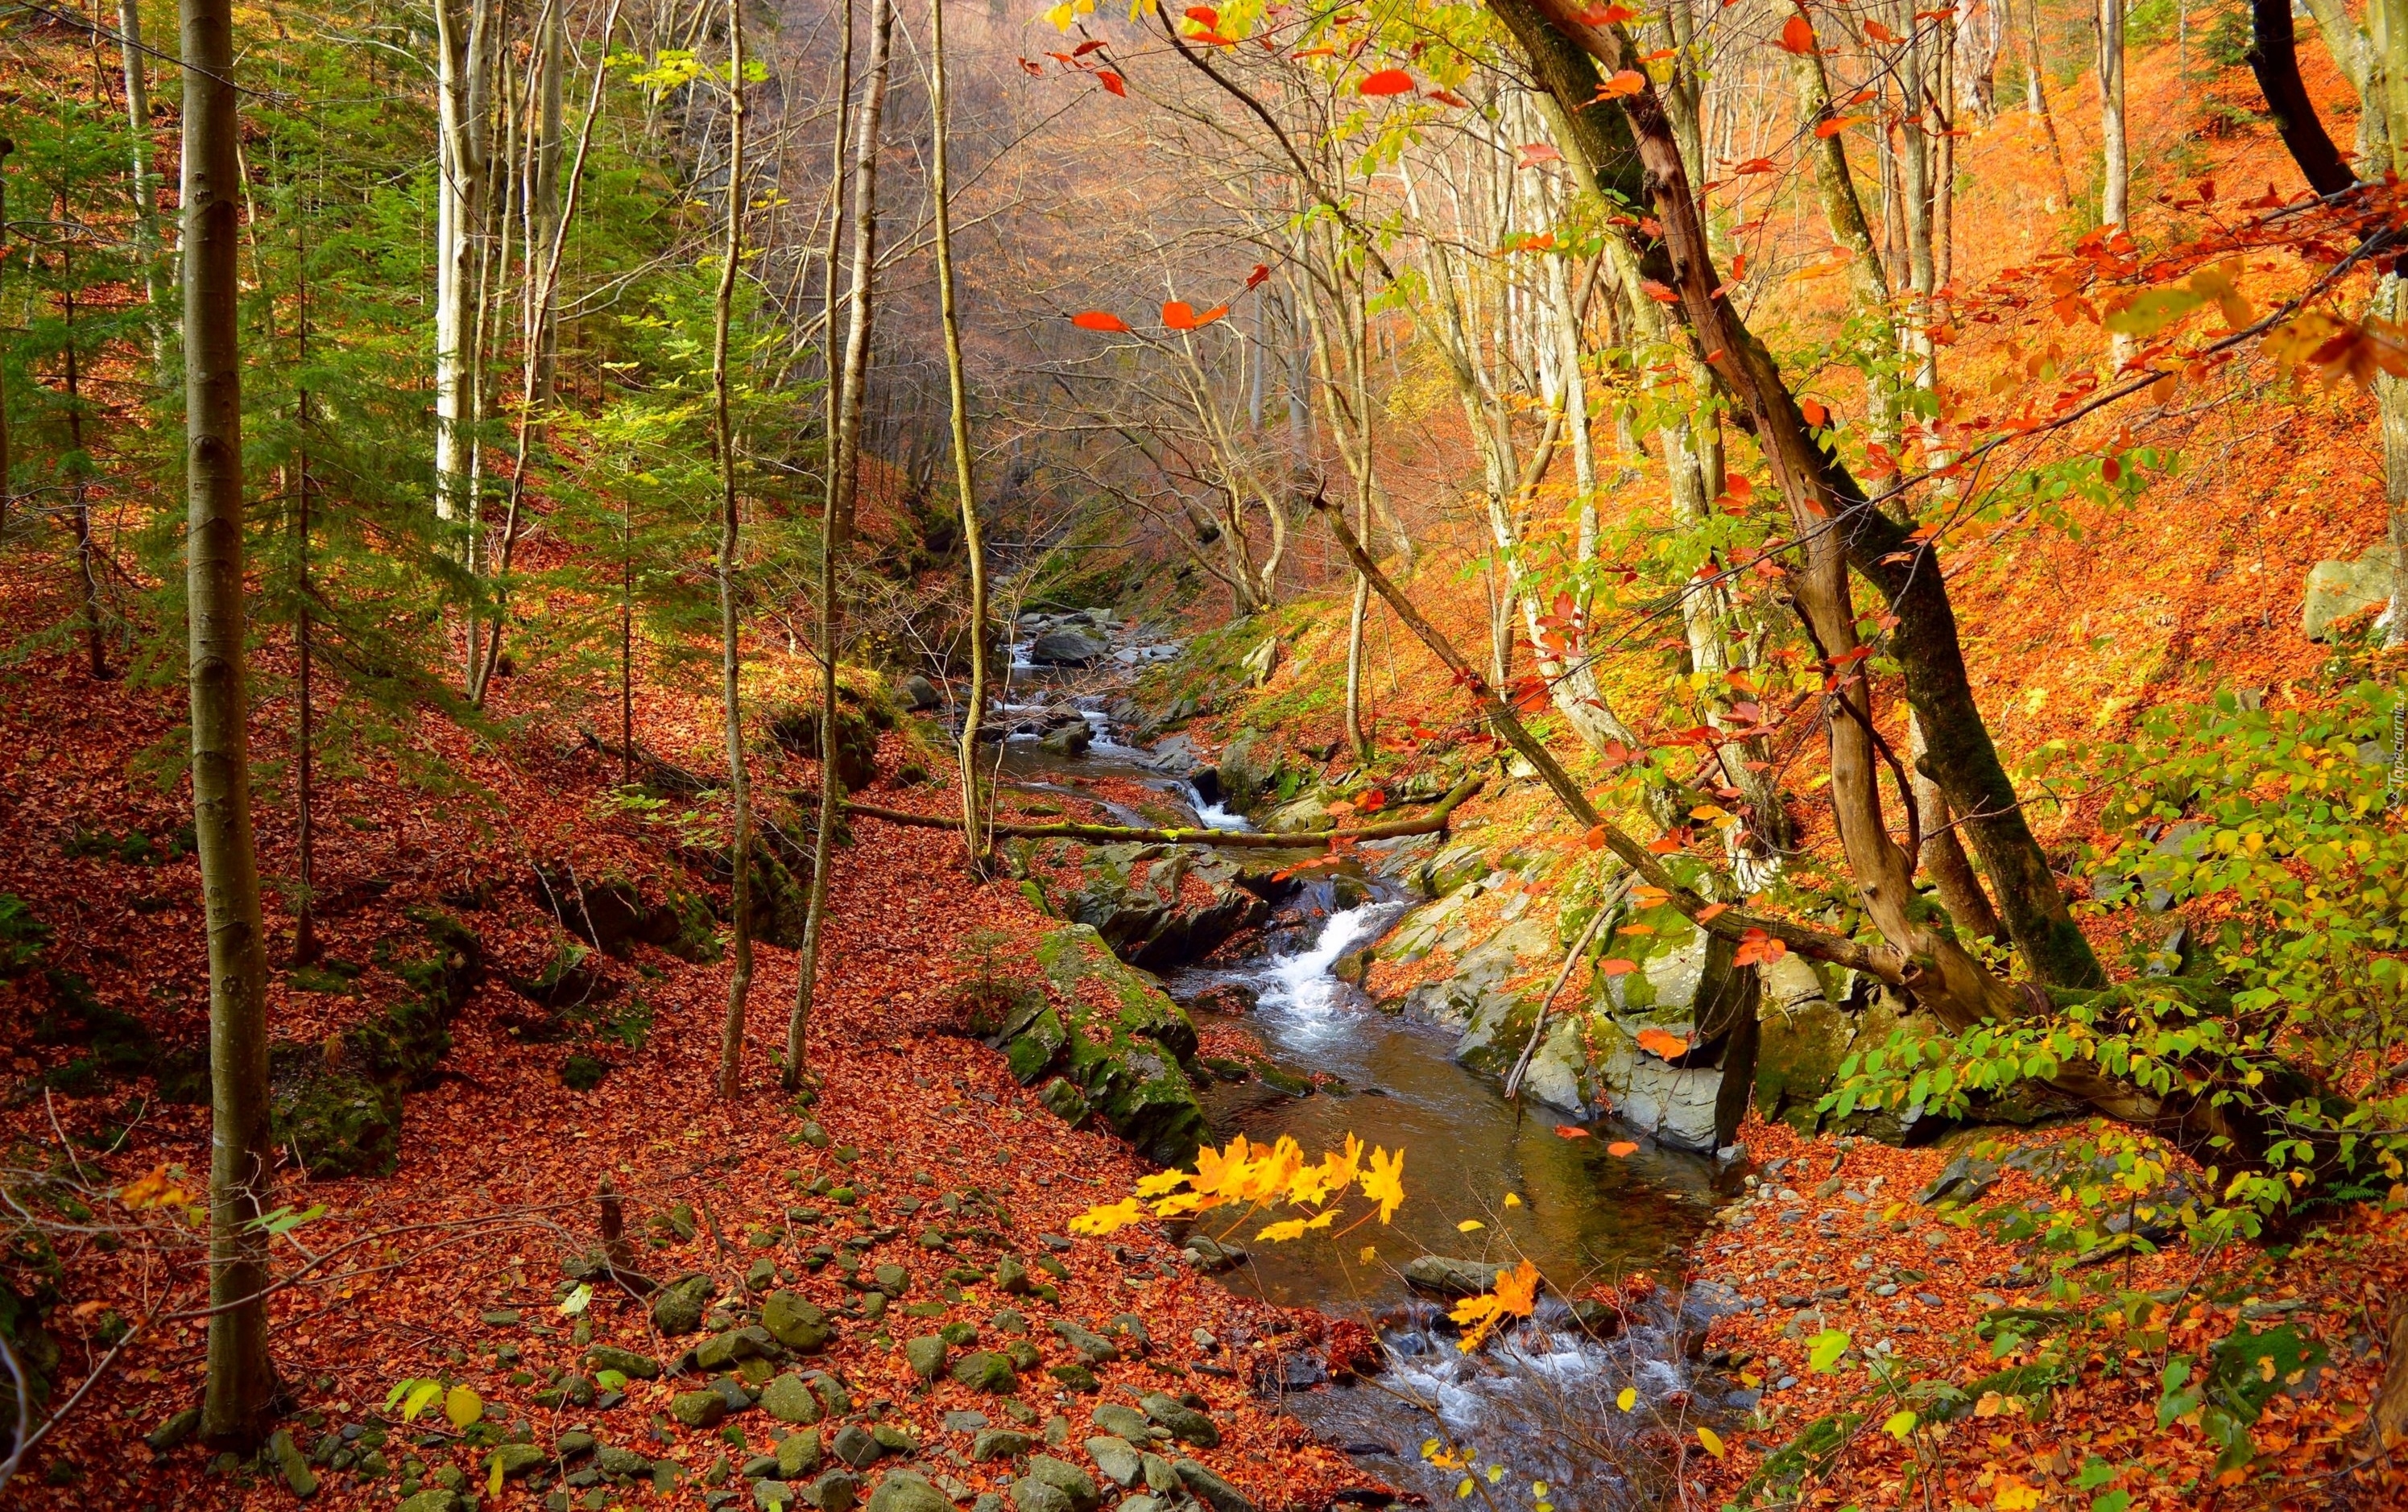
[1245, 263, 1271, 289]
[1070, 310, 1130, 332]
[1517, 142, 1564, 167]
[1799, 398, 1830, 427]
[1597, 69, 1648, 97]
[1778, 14, 1817, 53]
[1640, 279, 1681, 304]
[1359, 68, 1415, 96]
[1097, 70, 1127, 96]
[1071, 39, 1108, 56]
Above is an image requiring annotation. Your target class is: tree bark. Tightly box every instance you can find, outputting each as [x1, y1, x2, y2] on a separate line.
[184, 0, 277, 1444]
[928, 0, 990, 872]
[529, 0, 565, 403]
[711, 0, 753, 1103]
[118, 0, 167, 370]
[432, 0, 494, 524]
[2024, 0, 2079, 211]
[790, 0, 888, 1086]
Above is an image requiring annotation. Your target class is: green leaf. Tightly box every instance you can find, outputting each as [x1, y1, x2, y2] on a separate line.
[1880, 1410, 1917, 1440]
[595, 1368, 628, 1393]
[401, 1380, 444, 1423]
[445, 1384, 484, 1429]
[1807, 1328, 1852, 1373]
[559, 1283, 594, 1316]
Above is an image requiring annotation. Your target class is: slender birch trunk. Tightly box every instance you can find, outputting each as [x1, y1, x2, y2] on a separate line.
[184, 0, 277, 1444]
[118, 0, 168, 372]
[790, 0, 889, 1084]
[712, 0, 754, 1101]
[928, 0, 989, 870]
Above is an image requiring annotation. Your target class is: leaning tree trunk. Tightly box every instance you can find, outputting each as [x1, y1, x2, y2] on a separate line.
[789, 0, 890, 1084]
[184, 0, 277, 1447]
[711, 0, 753, 1102]
[928, 0, 990, 871]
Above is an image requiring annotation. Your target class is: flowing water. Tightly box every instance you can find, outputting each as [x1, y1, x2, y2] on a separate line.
[985, 662, 1742, 1510]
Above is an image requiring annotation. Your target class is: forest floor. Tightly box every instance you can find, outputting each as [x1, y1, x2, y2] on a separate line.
[0, 576, 1375, 1512]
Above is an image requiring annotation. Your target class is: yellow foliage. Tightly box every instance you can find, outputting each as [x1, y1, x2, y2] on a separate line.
[1449, 1259, 1541, 1351]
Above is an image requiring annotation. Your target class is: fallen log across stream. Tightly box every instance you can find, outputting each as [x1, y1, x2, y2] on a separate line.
[838, 771, 1487, 849]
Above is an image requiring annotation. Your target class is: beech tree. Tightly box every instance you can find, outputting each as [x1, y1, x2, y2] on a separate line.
[181, 0, 278, 1444]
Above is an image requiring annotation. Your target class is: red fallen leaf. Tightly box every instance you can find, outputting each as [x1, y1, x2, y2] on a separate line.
[1640, 279, 1680, 304]
[1597, 69, 1647, 97]
[1246, 263, 1271, 289]
[1071, 39, 1108, 56]
[1425, 87, 1471, 106]
[1517, 142, 1563, 167]
[1355, 789, 1386, 813]
[1606, 1141, 1640, 1157]
[1778, 14, 1817, 52]
[1799, 398, 1830, 426]
[1635, 1027, 1690, 1058]
[1599, 958, 1639, 976]
[1097, 70, 1127, 96]
[1359, 68, 1415, 96]
[1555, 1125, 1593, 1138]
[1070, 310, 1130, 332]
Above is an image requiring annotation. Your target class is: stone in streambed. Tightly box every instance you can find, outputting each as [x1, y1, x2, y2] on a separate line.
[778, 1430, 823, 1478]
[1172, 1459, 1256, 1512]
[1137, 1394, 1218, 1448]
[1085, 1437, 1142, 1489]
[904, 1335, 949, 1382]
[1089, 1405, 1152, 1442]
[867, 1470, 957, 1512]
[970, 1428, 1034, 1463]
[672, 1390, 730, 1428]
[1401, 1256, 1507, 1299]
[652, 1274, 718, 1336]
[761, 1373, 825, 1424]
[764, 1291, 835, 1352]
[1020, 1456, 1098, 1512]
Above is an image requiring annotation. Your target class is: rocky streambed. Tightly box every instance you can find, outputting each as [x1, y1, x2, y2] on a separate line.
[941, 619, 1760, 1509]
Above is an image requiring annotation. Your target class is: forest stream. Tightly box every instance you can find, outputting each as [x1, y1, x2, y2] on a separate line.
[991, 669, 1748, 1510]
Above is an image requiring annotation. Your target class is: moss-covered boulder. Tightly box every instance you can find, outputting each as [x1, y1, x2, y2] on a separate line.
[270, 911, 485, 1178]
[532, 865, 720, 964]
[767, 703, 882, 792]
[1060, 846, 1266, 969]
[990, 925, 1208, 1166]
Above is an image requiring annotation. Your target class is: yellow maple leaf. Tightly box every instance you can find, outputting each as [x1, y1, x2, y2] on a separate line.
[1070, 1199, 1148, 1237]
[1449, 1260, 1541, 1352]
[1136, 1168, 1190, 1198]
[1256, 1208, 1338, 1242]
[1993, 1481, 2042, 1512]
[1360, 1145, 1406, 1224]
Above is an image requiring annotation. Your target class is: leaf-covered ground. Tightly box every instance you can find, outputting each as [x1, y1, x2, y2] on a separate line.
[0, 577, 1375, 1511]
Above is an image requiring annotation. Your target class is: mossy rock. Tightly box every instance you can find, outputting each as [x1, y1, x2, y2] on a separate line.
[995, 925, 1208, 1165]
[269, 911, 484, 1179]
[767, 704, 882, 792]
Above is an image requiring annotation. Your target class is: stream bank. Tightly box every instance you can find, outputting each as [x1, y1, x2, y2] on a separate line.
[961, 624, 1752, 1509]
